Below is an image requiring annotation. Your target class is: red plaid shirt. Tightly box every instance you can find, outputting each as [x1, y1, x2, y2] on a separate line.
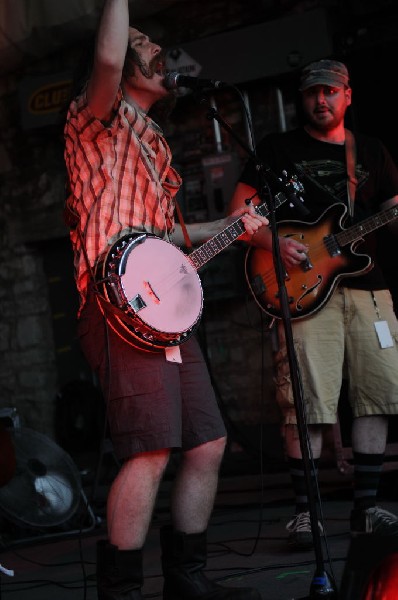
[64, 88, 182, 313]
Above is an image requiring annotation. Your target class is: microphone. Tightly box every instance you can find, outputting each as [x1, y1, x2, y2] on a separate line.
[163, 71, 227, 91]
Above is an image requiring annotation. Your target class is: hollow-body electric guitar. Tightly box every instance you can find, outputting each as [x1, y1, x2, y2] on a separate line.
[246, 201, 398, 320]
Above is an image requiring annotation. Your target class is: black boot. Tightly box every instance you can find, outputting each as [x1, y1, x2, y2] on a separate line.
[160, 526, 261, 600]
[96, 539, 144, 599]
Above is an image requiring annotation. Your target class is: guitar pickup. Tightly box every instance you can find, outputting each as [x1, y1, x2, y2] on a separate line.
[324, 234, 341, 257]
[251, 274, 266, 296]
[129, 294, 146, 312]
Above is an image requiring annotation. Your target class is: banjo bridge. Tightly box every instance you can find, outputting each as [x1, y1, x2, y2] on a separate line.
[143, 281, 160, 304]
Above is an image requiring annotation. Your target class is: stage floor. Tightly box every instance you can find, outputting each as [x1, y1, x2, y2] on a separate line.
[1, 445, 398, 600]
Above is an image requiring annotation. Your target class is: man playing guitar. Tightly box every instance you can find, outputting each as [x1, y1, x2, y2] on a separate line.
[230, 59, 398, 549]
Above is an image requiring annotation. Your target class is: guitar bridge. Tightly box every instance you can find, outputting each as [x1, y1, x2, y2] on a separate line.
[143, 281, 160, 304]
[300, 254, 313, 272]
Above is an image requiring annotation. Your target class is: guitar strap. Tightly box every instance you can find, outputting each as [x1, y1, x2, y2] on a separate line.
[174, 200, 193, 253]
[64, 199, 97, 283]
[135, 132, 193, 253]
[345, 128, 358, 218]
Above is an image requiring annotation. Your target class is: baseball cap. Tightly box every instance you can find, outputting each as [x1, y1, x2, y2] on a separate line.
[299, 59, 350, 91]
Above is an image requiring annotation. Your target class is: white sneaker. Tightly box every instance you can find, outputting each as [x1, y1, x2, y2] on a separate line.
[286, 511, 324, 549]
[350, 506, 398, 536]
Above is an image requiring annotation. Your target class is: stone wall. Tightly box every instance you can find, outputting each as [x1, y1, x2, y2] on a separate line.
[0, 70, 69, 437]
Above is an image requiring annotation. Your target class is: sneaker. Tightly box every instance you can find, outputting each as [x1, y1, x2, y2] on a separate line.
[350, 506, 398, 537]
[286, 511, 324, 549]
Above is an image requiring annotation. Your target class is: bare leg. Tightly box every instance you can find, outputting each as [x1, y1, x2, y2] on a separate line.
[351, 415, 388, 454]
[107, 449, 170, 549]
[277, 425, 325, 548]
[170, 436, 227, 533]
[284, 423, 324, 459]
[161, 437, 262, 598]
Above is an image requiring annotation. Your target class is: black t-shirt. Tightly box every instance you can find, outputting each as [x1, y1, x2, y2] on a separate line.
[239, 128, 398, 290]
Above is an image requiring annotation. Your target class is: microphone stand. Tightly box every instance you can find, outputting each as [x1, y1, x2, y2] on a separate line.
[200, 96, 338, 599]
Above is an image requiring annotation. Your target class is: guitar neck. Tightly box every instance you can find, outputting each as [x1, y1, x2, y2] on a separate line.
[190, 192, 286, 270]
[336, 205, 398, 247]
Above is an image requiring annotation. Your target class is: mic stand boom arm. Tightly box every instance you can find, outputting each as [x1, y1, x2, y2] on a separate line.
[201, 98, 337, 599]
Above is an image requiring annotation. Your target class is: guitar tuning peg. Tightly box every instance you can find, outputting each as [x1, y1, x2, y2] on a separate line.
[290, 176, 305, 195]
[281, 170, 304, 192]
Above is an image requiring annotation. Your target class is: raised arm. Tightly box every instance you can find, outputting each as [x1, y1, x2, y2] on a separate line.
[86, 0, 130, 120]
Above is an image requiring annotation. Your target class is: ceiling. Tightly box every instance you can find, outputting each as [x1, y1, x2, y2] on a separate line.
[0, 0, 180, 77]
[1, 1, 398, 78]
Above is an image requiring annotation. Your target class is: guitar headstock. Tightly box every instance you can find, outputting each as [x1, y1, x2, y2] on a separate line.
[280, 170, 304, 199]
[280, 170, 307, 214]
[246, 168, 307, 217]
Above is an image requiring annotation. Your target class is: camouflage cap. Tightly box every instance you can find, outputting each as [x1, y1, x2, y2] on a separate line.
[299, 59, 350, 91]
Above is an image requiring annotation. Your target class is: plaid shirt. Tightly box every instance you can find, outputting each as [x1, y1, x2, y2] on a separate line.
[64, 88, 182, 313]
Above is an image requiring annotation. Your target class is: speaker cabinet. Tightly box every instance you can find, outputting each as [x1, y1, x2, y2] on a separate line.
[340, 535, 398, 599]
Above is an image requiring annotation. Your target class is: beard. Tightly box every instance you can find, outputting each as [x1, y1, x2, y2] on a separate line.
[123, 46, 176, 124]
[305, 109, 340, 132]
[123, 45, 163, 80]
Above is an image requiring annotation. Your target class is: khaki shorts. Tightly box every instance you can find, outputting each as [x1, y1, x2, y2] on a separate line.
[274, 287, 398, 425]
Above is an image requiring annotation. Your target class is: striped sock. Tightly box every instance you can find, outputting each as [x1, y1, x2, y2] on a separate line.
[352, 451, 383, 511]
[288, 457, 319, 513]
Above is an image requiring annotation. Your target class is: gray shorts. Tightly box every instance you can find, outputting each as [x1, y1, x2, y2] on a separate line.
[77, 290, 227, 459]
[274, 287, 398, 424]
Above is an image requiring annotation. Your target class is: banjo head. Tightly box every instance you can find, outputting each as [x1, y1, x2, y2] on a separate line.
[97, 233, 203, 349]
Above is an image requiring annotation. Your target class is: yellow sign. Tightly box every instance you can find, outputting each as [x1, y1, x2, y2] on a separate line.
[28, 80, 72, 115]
[19, 71, 73, 129]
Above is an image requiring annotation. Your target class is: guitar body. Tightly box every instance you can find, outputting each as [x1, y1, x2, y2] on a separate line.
[246, 203, 372, 320]
[96, 233, 203, 351]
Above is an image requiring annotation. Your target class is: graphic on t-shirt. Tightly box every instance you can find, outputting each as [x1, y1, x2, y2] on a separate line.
[293, 159, 368, 204]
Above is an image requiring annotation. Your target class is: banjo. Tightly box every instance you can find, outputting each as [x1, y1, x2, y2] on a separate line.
[95, 178, 302, 352]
